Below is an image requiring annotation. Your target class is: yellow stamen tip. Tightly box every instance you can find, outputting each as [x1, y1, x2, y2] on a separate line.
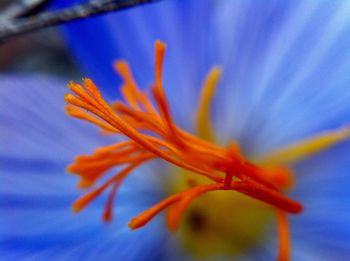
[256, 126, 350, 166]
[196, 66, 222, 141]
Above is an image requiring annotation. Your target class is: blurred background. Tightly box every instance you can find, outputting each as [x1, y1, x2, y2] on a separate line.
[0, 0, 85, 80]
[0, 28, 79, 78]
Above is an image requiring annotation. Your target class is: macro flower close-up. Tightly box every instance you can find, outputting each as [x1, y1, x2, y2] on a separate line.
[1, 0, 350, 260]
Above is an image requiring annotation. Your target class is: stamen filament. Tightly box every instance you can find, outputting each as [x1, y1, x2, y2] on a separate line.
[276, 210, 290, 261]
[196, 67, 221, 141]
[103, 182, 119, 223]
[129, 194, 182, 230]
[114, 61, 158, 114]
[129, 180, 302, 231]
[166, 183, 223, 231]
[73, 155, 153, 212]
[255, 127, 350, 166]
[66, 105, 119, 133]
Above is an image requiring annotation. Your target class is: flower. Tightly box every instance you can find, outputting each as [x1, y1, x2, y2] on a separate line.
[1, 0, 350, 260]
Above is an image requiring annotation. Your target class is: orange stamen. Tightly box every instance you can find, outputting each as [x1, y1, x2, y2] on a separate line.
[262, 166, 295, 190]
[230, 180, 303, 214]
[166, 184, 222, 231]
[130, 179, 302, 232]
[94, 141, 136, 157]
[155, 40, 166, 87]
[152, 41, 182, 146]
[276, 210, 291, 261]
[114, 61, 139, 108]
[73, 155, 152, 213]
[129, 194, 181, 230]
[114, 61, 158, 114]
[66, 105, 119, 133]
[224, 143, 243, 188]
[103, 182, 119, 223]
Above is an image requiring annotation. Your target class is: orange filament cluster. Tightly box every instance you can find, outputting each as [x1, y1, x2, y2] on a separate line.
[66, 40, 302, 260]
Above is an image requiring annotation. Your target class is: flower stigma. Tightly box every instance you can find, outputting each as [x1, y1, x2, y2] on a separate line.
[65, 40, 350, 260]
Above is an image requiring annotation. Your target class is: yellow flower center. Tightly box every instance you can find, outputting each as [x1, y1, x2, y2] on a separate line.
[168, 168, 272, 258]
[65, 40, 350, 261]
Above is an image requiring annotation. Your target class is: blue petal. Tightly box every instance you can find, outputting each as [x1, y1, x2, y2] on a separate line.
[0, 75, 168, 260]
[289, 142, 350, 260]
[208, 1, 350, 153]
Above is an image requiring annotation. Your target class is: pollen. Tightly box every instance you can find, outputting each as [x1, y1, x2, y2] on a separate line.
[65, 40, 350, 261]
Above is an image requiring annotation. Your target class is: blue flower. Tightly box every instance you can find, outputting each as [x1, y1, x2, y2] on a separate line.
[1, 0, 350, 260]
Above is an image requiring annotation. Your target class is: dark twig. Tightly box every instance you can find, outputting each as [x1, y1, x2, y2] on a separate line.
[0, 0, 161, 42]
[0, 0, 50, 20]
